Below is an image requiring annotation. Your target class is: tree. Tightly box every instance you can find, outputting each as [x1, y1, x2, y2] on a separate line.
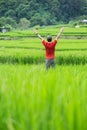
[19, 18, 30, 30]
[0, 0, 87, 26]
[5, 17, 17, 28]
[0, 17, 6, 27]
[30, 13, 45, 26]
[59, 0, 87, 22]
[0, 17, 17, 28]
[5, 9, 16, 19]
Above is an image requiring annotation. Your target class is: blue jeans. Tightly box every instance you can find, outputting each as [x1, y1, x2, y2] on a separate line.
[46, 59, 55, 69]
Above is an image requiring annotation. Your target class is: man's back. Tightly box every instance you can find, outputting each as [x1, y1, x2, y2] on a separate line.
[42, 39, 57, 59]
[34, 27, 64, 69]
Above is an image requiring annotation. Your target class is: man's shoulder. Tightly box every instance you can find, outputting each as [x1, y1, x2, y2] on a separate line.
[42, 39, 46, 44]
[54, 39, 57, 42]
[52, 39, 57, 44]
[42, 40, 48, 46]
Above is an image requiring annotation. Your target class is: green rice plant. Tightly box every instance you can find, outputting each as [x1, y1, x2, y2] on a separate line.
[0, 64, 87, 130]
[0, 26, 87, 130]
[0, 38, 87, 64]
[0, 27, 87, 39]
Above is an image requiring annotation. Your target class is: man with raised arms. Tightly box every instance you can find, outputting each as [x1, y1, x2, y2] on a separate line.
[34, 27, 64, 69]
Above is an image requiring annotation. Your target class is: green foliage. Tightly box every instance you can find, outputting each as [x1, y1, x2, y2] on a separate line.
[0, 17, 17, 28]
[0, 25, 87, 130]
[30, 13, 44, 26]
[0, 64, 87, 130]
[18, 18, 30, 30]
[0, 33, 87, 64]
[0, 27, 87, 38]
[0, 17, 6, 27]
[0, 0, 87, 27]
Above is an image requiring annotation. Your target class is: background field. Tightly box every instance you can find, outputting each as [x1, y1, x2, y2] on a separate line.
[0, 27, 87, 39]
[0, 27, 87, 130]
[0, 26, 87, 64]
[0, 38, 87, 64]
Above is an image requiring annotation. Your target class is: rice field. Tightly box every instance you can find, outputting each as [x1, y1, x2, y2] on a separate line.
[0, 64, 87, 130]
[0, 27, 87, 39]
[0, 27, 87, 130]
[0, 38, 87, 64]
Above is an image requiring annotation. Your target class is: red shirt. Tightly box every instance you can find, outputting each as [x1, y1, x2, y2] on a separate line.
[42, 39, 57, 59]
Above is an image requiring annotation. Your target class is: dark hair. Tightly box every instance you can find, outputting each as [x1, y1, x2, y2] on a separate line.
[47, 36, 52, 42]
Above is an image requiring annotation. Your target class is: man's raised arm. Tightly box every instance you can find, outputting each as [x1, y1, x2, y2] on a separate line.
[55, 27, 64, 40]
[34, 28, 44, 41]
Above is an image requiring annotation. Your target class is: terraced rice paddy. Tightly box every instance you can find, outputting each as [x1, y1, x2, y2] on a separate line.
[0, 26, 87, 130]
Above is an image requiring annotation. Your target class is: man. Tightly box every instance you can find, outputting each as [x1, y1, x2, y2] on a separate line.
[34, 27, 64, 69]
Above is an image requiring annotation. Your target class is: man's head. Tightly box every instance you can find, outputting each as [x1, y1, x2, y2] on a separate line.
[47, 36, 52, 42]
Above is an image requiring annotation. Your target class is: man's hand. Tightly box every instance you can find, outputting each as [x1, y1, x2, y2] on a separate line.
[34, 28, 38, 35]
[34, 28, 44, 41]
[56, 27, 64, 40]
[60, 27, 64, 33]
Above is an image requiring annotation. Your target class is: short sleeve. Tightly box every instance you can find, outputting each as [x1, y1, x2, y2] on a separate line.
[53, 39, 57, 45]
[42, 40, 47, 46]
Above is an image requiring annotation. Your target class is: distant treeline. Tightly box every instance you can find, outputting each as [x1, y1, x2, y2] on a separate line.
[0, 0, 87, 29]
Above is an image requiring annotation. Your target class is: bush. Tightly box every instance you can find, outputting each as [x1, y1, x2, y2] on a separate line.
[0, 17, 17, 29]
[18, 18, 31, 30]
